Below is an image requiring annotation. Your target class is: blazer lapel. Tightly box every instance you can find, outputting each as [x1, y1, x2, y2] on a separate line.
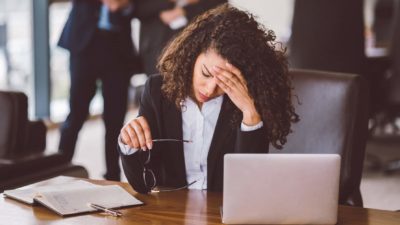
[161, 99, 187, 184]
[162, 100, 183, 141]
[207, 96, 234, 183]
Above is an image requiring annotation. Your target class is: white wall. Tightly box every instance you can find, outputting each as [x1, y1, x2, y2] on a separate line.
[229, 0, 295, 43]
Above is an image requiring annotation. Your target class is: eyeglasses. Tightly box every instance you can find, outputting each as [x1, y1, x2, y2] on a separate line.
[152, 138, 192, 143]
[142, 139, 196, 193]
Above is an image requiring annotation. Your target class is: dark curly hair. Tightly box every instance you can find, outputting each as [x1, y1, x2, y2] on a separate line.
[157, 3, 298, 149]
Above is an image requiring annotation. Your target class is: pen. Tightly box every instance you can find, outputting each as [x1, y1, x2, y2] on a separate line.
[87, 203, 123, 217]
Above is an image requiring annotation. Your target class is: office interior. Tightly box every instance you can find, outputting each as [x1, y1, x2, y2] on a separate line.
[0, 0, 399, 212]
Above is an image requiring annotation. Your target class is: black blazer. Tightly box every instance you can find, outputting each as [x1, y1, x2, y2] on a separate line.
[58, 0, 136, 56]
[120, 75, 269, 194]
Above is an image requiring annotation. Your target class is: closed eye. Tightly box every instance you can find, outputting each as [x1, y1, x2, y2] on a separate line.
[202, 70, 212, 78]
[202, 65, 213, 78]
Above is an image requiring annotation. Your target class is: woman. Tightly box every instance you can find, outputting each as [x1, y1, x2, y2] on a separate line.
[119, 4, 298, 193]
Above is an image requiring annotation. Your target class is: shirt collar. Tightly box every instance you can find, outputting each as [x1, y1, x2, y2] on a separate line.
[183, 95, 224, 110]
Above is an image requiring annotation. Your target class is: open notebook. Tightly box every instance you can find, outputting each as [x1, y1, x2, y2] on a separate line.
[3, 176, 143, 216]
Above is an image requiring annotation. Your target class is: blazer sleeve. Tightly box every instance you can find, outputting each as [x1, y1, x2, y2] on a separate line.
[233, 126, 269, 153]
[120, 75, 162, 194]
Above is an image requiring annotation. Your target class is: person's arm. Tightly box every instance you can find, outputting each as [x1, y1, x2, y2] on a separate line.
[234, 122, 269, 153]
[119, 76, 161, 194]
[211, 62, 269, 153]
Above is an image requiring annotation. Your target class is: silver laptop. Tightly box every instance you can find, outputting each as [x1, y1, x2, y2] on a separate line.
[222, 154, 340, 224]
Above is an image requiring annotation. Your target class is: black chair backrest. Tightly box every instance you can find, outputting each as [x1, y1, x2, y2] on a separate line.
[289, 0, 364, 75]
[0, 91, 28, 158]
[0, 91, 46, 159]
[270, 69, 369, 207]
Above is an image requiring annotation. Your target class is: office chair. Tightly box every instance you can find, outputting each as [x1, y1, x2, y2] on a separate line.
[0, 91, 88, 192]
[381, 1, 400, 174]
[270, 69, 369, 207]
[289, 0, 364, 76]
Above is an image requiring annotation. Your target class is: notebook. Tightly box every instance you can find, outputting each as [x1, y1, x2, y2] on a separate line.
[3, 176, 143, 216]
[222, 154, 341, 224]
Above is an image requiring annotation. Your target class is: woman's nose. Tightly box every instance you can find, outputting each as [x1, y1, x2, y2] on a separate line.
[205, 79, 218, 95]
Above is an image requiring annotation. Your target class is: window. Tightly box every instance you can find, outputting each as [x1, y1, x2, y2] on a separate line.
[0, 0, 33, 115]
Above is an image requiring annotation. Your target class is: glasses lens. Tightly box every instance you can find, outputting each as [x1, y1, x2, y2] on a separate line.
[143, 168, 156, 189]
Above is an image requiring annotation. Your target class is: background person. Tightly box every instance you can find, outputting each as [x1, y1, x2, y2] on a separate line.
[58, 0, 140, 181]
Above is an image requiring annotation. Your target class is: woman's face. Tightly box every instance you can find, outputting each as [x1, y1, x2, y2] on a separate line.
[192, 49, 226, 106]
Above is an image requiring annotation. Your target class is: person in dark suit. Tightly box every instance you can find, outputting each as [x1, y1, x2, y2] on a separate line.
[372, 0, 396, 46]
[136, 0, 226, 75]
[118, 4, 298, 193]
[58, 0, 139, 181]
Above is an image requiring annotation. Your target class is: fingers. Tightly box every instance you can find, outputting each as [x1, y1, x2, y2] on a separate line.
[214, 68, 234, 94]
[215, 74, 232, 94]
[131, 121, 148, 150]
[213, 65, 244, 93]
[226, 62, 247, 87]
[137, 117, 153, 150]
[121, 122, 140, 149]
[213, 63, 254, 113]
[212, 63, 248, 91]
[120, 128, 135, 147]
[120, 116, 153, 151]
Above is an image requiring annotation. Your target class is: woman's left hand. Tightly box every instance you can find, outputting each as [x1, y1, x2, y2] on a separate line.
[213, 63, 261, 126]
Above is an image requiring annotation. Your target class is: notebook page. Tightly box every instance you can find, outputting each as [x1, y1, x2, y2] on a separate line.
[35, 185, 143, 216]
[4, 179, 96, 204]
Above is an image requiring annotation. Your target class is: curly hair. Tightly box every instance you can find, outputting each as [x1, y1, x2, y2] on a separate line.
[157, 3, 298, 149]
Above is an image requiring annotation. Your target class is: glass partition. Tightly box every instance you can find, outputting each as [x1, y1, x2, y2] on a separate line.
[0, 0, 33, 115]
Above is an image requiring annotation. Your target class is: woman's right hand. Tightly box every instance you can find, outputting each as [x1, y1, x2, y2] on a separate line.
[120, 116, 153, 151]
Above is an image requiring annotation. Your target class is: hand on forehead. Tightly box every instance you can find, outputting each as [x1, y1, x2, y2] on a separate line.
[203, 50, 241, 77]
[202, 49, 229, 75]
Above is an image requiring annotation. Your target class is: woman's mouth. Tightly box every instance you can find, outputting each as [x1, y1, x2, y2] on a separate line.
[198, 92, 210, 102]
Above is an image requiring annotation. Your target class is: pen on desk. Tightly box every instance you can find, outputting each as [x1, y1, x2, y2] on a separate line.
[87, 203, 123, 217]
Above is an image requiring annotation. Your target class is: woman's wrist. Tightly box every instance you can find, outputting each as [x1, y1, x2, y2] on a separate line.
[242, 108, 261, 126]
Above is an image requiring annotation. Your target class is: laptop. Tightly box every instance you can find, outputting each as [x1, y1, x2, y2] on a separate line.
[222, 154, 341, 224]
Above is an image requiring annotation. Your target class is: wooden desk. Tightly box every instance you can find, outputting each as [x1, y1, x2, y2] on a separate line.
[1, 179, 399, 225]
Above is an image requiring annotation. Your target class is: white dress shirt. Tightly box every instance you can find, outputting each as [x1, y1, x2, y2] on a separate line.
[182, 96, 223, 189]
[119, 96, 263, 190]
